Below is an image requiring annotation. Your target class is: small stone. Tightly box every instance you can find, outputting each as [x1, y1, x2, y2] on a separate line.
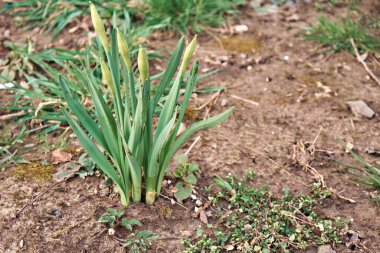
[199, 210, 208, 224]
[220, 99, 228, 107]
[191, 194, 197, 200]
[240, 53, 247, 59]
[247, 65, 253, 71]
[181, 230, 192, 237]
[3, 29, 10, 37]
[170, 199, 176, 205]
[19, 240, 24, 248]
[345, 142, 354, 153]
[195, 200, 202, 206]
[51, 210, 63, 218]
[108, 228, 115, 236]
[317, 245, 336, 253]
[346, 100, 375, 118]
[234, 24, 248, 34]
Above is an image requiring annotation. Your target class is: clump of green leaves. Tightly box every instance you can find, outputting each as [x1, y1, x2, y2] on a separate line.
[171, 154, 200, 202]
[183, 174, 340, 252]
[306, 16, 380, 54]
[142, 0, 245, 34]
[99, 208, 159, 252]
[61, 3, 234, 206]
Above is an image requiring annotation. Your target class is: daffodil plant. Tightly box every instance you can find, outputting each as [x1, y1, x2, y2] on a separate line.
[60, 3, 234, 206]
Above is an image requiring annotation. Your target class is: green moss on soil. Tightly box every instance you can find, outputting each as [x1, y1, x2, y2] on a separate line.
[13, 162, 53, 181]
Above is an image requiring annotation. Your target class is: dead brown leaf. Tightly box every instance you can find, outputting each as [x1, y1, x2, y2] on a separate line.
[51, 149, 73, 164]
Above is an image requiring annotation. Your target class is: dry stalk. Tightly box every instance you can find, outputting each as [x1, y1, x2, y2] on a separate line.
[350, 38, 380, 86]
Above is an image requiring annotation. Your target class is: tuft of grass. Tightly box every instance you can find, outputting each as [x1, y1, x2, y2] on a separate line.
[183, 174, 341, 252]
[305, 16, 380, 54]
[339, 140, 380, 193]
[0, 0, 131, 40]
[142, 0, 245, 34]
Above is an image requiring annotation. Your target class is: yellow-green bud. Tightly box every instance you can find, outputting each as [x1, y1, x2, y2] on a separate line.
[138, 45, 149, 83]
[117, 29, 132, 73]
[100, 59, 115, 95]
[179, 35, 197, 76]
[90, 2, 109, 52]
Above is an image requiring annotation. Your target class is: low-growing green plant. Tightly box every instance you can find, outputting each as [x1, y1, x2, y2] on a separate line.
[0, 0, 131, 40]
[99, 208, 158, 252]
[306, 16, 380, 54]
[183, 175, 340, 252]
[313, 0, 342, 11]
[339, 140, 380, 193]
[142, 0, 245, 34]
[60, 3, 234, 206]
[171, 154, 200, 202]
[0, 124, 27, 168]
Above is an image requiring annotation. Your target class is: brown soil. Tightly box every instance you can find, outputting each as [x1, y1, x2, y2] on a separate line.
[1, 1, 380, 253]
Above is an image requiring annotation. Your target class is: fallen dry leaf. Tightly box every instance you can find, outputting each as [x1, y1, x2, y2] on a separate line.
[51, 149, 73, 164]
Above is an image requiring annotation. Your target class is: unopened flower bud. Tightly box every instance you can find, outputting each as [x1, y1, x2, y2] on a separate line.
[90, 2, 109, 52]
[117, 29, 132, 73]
[138, 45, 149, 83]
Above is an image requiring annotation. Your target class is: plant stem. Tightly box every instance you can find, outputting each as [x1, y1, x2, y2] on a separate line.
[146, 191, 156, 205]
[146, 176, 157, 204]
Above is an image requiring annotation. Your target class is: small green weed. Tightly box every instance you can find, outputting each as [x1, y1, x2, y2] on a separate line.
[314, 0, 342, 11]
[0, 124, 27, 168]
[306, 16, 380, 54]
[339, 140, 380, 194]
[99, 208, 159, 252]
[171, 154, 200, 202]
[183, 174, 341, 252]
[142, 0, 245, 34]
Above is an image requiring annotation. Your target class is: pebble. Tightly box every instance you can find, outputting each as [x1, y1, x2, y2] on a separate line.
[181, 230, 192, 237]
[108, 228, 115, 236]
[346, 100, 375, 118]
[317, 245, 336, 253]
[195, 200, 202, 206]
[220, 99, 228, 107]
[51, 210, 63, 218]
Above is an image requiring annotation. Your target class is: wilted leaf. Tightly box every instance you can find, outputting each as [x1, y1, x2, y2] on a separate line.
[51, 149, 73, 164]
[199, 210, 208, 224]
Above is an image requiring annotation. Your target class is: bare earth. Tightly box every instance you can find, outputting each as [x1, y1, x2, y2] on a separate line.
[1, 1, 379, 252]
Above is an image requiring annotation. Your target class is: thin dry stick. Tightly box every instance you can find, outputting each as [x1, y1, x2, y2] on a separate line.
[229, 94, 259, 106]
[16, 178, 69, 216]
[196, 90, 221, 110]
[159, 193, 189, 210]
[0, 111, 29, 121]
[185, 136, 201, 156]
[16, 182, 60, 216]
[350, 38, 380, 86]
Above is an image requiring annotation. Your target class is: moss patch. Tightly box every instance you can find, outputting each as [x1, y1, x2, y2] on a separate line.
[220, 37, 262, 53]
[13, 162, 53, 181]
